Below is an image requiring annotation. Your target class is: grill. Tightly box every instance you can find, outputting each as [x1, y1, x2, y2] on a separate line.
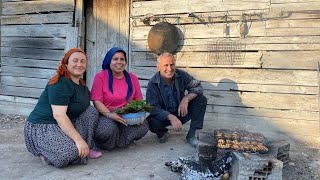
[214, 129, 269, 154]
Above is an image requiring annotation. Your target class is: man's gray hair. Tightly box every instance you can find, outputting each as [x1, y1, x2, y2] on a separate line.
[157, 52, 176, 63]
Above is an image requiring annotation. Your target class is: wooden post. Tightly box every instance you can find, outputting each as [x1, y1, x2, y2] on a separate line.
[75, 0, 85, 49]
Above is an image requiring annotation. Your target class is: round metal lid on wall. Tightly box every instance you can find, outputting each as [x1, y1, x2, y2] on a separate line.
[147, 22, 180, 55]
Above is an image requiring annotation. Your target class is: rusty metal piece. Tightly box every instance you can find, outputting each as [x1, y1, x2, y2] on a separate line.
[147, 22, 179, 55]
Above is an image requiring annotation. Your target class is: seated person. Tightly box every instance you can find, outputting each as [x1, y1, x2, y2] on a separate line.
[146, 52, 207, 147]
[24, 48, 102, 168]
[91, 47, 149, 150]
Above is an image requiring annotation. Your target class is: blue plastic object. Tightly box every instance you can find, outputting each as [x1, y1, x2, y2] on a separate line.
[122, 112, 146, 125]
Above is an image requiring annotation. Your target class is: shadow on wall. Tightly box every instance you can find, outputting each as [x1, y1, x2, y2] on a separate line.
[204, 78, 317, 148]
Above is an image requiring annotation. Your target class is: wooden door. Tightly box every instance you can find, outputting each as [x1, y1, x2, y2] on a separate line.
[85, 0, 130, 89]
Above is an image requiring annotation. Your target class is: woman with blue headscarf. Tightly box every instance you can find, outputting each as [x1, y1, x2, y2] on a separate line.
[91, 47, 149, 150]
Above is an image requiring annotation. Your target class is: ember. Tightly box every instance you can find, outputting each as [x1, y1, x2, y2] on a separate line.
[165, 129, 290, 180]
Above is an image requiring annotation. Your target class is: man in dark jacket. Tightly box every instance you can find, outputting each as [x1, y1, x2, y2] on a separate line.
[146, 52, 207, 147]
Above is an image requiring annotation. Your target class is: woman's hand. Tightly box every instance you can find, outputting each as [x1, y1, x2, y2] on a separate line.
[75, 139, 89, 158]
[109, 113, 128, 126]
[52, 105, 90, 159]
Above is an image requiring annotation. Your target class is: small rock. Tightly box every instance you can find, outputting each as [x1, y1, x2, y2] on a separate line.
[289, 162, 295, 166]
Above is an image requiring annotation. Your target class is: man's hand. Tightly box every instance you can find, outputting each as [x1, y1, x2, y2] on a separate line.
[167, 114, 182, 131]
[178, 97, 189, 117]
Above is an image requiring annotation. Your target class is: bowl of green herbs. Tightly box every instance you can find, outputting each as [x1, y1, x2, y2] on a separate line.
[113, 100, 153, 125]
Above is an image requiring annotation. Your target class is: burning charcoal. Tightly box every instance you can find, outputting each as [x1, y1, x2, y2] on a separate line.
[165, 157, 218, 180]
[209, 152, 233, 177]
[165, 153, 233, 180]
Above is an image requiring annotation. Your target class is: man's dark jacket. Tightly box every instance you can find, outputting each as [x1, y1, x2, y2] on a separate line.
[146, 69, 203, 121]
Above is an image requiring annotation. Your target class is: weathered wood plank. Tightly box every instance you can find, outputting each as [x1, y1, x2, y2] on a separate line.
[75, 0, 85, 48]
[85, 0, 97, 89]
[2, 0, 74, 15]
[1, 76, 49, 89]
[131, 21, 266, 40]
[0, 95, 37, 104]
[65, 27, 78, 53]
[133, 36, 320, 46]
[262, 51, 320, 70]
[131, 11, 320, 26]
[1, 12, 73, 25]
[1, 24, 69, 37]
[131, 51, 263, 68]
[119, 0, 130, 53]
[203, 113, 319, 136]
[204, 90, 318, 111]
[266, 27, 320, 36]
[132, 67, 318, 86]
[140, 86, 317, 111]
[271, 2, 320, 12]
[267, 19, 320, 28]
[1, 57, 60, 69]
[132, 10, 320, 29]
[95, 0, 109, 73]
[132, 50, 319, 70]
[0, 101, 35, 116]
[1, 47, 64, 60]
[1, 37, 66, 49]
[133, 39, 320, 52]
[1, 66, 56, 79]
[132, 0, 270, 16]
[0, 85, 43, 98]
[272, 0, 320, 3]
[107, 0, 120, 50]
[139, 79, 317, 95]
[206, 105, 319, 121]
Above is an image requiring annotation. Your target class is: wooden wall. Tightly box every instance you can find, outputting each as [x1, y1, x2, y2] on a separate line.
[0, 0, 77, 114]
[129, 0, 320, 142]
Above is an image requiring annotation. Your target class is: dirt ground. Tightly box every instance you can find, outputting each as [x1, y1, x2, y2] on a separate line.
[0, 113, 320, 180]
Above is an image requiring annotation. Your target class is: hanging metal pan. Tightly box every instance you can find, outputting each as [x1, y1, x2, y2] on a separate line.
[147, 22, 179, 55]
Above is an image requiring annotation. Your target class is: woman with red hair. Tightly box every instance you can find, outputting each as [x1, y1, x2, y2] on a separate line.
[24, 48, 102, 168]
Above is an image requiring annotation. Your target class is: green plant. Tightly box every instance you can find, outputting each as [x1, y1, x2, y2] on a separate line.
[113, 100, 153, 115]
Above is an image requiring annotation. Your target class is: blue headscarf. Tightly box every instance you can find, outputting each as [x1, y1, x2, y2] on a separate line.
[102, 47, 133, 101]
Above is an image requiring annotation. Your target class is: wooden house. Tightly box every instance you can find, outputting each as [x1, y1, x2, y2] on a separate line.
[1, 0, 319, 144]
